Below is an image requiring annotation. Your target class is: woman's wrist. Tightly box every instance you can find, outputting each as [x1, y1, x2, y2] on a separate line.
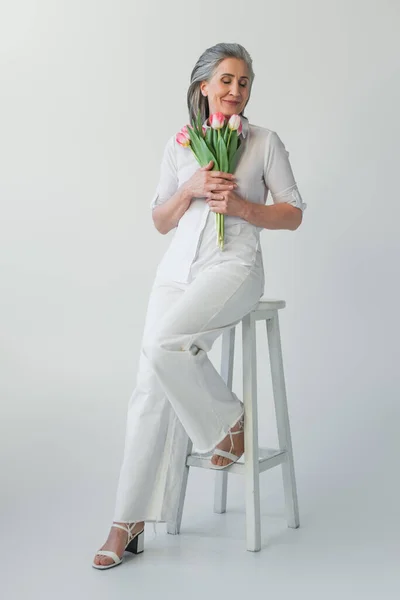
[180, 182, 193, 205]
[238, 198, 252, 221]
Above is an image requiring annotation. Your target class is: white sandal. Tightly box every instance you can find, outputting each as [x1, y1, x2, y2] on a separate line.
[210, 414, 245, 470]
[92, 522, 144, 570]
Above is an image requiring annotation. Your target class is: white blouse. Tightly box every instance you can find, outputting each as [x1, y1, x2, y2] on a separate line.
[150, 115, 307, 281]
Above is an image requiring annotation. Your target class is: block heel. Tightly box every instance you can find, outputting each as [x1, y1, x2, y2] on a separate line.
[126, 529, 144, 554]
[92, 522, 145, 569]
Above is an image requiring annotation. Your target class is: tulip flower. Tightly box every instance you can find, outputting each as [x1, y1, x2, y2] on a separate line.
[176, 130, 190, 147]
[228, 114, 241, 131]
[209, 112, 226, 130]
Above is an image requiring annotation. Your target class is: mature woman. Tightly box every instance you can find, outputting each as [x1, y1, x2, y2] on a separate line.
[93, 42, 307, 569]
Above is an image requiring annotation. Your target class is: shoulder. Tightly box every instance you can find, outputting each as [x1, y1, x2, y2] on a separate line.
[164, 133, 177, 152]
[165, 133, 188, 162]
[159, 133, 178, 163]
[248, 123, 283, 146]
[249, 124, 289, 162]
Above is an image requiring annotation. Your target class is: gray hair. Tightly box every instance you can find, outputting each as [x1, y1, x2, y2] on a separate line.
[187, 43, 255, 125]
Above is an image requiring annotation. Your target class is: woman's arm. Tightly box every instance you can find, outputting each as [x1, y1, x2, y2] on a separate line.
[152, 184, 192, 234]
[150, 134, 192, 235]
[206, 130, 306, 230]
[240, 200, 303, 230]
[240, 130, 306, 230]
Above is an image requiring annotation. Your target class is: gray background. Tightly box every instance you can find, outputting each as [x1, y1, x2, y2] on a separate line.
[1, 0, 399, 597]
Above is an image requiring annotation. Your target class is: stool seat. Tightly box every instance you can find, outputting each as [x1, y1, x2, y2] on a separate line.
[256, 297, 286, 312]
[167, 295, 300, 552]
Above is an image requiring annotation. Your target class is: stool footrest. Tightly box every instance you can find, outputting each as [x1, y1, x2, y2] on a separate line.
[187, 447, 287, 474]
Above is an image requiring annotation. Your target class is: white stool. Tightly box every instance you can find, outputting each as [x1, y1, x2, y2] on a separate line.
[167, 297, 300, 551]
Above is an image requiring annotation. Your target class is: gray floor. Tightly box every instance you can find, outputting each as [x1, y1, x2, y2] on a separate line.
[1, 455, 398, 600]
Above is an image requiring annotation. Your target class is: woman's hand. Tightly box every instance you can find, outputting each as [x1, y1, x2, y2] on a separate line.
[182, 160, 238, 200]
[206, 188, 249, 218]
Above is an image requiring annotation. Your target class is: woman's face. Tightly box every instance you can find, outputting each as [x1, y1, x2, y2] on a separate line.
[200, 57, 250, 120]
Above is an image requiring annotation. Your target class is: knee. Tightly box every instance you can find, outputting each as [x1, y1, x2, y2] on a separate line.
[142, 332, 197, 366]
[142, 332, 179, 366]
[142, 336, 163, 366]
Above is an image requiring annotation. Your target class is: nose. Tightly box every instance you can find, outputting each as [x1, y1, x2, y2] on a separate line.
[229, 80, 241, 99]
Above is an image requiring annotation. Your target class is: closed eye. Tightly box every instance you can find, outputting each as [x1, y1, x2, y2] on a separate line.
[222, 80, 247, 88]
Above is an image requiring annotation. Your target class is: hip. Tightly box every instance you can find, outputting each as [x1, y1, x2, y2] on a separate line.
[190, 216, 263, 275]
[155, 212, 264, 287]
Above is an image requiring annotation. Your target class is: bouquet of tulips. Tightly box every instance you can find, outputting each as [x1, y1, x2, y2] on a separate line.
[176, 109, 243, 250]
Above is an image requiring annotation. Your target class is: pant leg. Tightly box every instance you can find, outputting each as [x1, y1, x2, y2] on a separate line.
[112, 279, 190, 523]
[142, 260, 264, 454]
[113, 259, 263, 524]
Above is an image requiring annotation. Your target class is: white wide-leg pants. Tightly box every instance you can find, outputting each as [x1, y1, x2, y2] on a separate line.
[112, 216, 264, 528]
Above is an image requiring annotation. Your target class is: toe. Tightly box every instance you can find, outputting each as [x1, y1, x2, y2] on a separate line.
[94, 551, 113, 566]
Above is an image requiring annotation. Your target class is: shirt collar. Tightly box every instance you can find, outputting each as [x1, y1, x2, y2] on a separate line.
[202, 114, 249, 139]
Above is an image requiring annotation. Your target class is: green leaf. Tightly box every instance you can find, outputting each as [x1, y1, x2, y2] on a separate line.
[186, 117, 220, 169]
[199, 138, 219, 167]
[212, 128, 218, 153]
[196, 108, 202, 133]
[187, 126, 201, 153]
[205, 127, 213, 152]
[189, 130, 208, 164]
[223, 125, 229, 144]
[193, 137, 220, 169]
[227, 132, 239, 172]
[217, 134, 229, 172]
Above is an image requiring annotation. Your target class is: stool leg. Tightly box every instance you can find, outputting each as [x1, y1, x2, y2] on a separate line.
[242, 313, 261, 551]
[167, 436, 193, 534]
[214, 326, 235, 514]
[266, 313, 300, 529]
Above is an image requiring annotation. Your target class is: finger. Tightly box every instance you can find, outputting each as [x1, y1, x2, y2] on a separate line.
[215, 180, 237, 188]
[210, 171, 236, 180]
[207, 182, 236, 191]
[208, 204, 226, 213]
[216, 178, 237, 185]
[200, 160, 214, 170]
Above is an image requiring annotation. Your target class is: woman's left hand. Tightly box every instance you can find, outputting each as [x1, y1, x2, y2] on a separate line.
[206, 189, 248, 218]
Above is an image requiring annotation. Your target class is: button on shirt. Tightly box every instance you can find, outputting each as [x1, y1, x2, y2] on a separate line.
[150, 115, 307, 283]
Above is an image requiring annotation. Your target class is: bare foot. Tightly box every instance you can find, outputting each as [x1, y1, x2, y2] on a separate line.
[211, 414, 244, 467]
[93, 521, 145, 567]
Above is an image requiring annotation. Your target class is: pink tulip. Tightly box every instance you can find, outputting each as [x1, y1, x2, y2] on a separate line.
[228, 114, 241, 131]
[176, 130, 190, 147]
[209, 112, 226, 129]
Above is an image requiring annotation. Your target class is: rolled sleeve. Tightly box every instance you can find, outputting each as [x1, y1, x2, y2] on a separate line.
[263, 131, 307, 213]
[150, 135, 179, 210]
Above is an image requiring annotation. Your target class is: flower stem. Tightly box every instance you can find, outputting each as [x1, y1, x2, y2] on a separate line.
[227, 129, 232, 148]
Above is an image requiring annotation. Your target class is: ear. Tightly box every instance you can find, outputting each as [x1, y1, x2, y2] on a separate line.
[200, 82, 208, 97]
